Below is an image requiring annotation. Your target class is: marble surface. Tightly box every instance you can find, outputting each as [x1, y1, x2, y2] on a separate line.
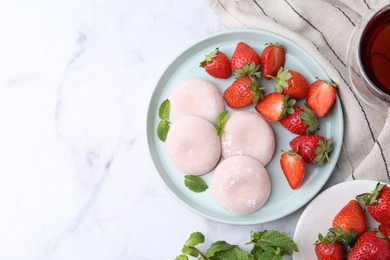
[0, 0, 344, 259]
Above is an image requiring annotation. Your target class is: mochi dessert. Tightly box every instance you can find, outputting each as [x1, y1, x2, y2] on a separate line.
[210, 155, 271, 214]
[169, 79, 225, 125]
[166, 115, 221, 175]
[221, 111, 275, 166]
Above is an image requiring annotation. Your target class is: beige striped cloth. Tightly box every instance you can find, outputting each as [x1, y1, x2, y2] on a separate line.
[205, 0, 390, 183]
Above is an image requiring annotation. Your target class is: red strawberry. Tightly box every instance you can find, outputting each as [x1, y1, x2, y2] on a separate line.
[315, 241, 345, 260]
[280, 150, 305, 189]
[279, 105, 319, 135]
[306, 79, 337, 117]
[230, 42, 261, 73]
[273, 68, 310, 99]
[356, 183, 390, 226]
[223, 76, 264, 109]
[378, 223, 390, 236]
[348, 231, 390, 260]
[289, 135, 333, 166]
[255, 93, 295, 121]
[332, 200, 367, 236]
[260, 43, 286, 80]
[200, 48, 231, 79]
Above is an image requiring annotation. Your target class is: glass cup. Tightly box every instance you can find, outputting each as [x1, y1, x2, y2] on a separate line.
[346, 2, 390, 116]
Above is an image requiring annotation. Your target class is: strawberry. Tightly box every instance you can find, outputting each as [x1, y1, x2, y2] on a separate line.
[230, 42, 261, 73]
[255, 93, 295, 121]
[348, 231, 390, 260]
[306, 79, 337, 117]
[273, 68, 310, 99]
[356, 183, 390, 226]
[260, 43, 286, 80]
[289, 135, 333, 166]
[280, 150, 305, 189]
[279, 105, 319, 135]
[223, 76, 264, 109]
[200, 48, 231, 79]
[332, 200, 367, 236]
[378, 223, 390, 236]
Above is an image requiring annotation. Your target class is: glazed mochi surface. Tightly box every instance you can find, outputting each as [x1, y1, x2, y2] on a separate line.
[166, 115, 221, 175]
[169, 79, 225, 125]
[211, 155, 271, 214]
[221, 111, 276, 166]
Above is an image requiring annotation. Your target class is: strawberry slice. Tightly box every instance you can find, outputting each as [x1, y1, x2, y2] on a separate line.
[255, 93, 295, 121]
[231, 42, 261, 73]
[273, 68, 310, 99]
[200, 48, 231, 79]
[260, 43, 286, 80]
[306, 79, 337, 117]
[280, 150, 305, 189]
[279, 105, 319, 135]
[289, 135, 333, 166]
[223, 76, 264, 109]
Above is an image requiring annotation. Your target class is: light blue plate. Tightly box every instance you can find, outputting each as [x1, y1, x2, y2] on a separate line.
[146, 29, 344, 225]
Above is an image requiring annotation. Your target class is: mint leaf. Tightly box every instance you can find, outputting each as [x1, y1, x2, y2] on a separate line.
[216, 110, 229, 137]
[185, 232, 205, 247]
[159, 99, 170, 119]
[209, 247, 253, 260]
[175, 254, 188, 260]
[206, 241, 237, 258]
[157, 119, 170, 142]
[248, 230, 298, 257]
[181, 245, 199, 257]
[184, 175, 208, 193]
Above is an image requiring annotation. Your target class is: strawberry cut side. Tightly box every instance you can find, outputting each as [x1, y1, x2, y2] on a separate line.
[280, 150, 305, 189]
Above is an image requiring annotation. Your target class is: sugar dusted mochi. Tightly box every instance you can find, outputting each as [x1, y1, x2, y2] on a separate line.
[169, 79, 225, 125]
[221, 111, 275, 166]
[166, 115, 221, 175]
[211, 156, 271, 214]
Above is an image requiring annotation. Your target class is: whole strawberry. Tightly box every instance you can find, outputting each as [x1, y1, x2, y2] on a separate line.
[231, 42, 261, 73]
[223, 76, 264, 109]
[255, 93, 295, 121]
[273, 68, 310, 99]
[260, 43, 285, 80]
[279, 105, 319, 135]
[315, 230, 347, 260]
[306, 79, 337, 118]
[289, 135, 333, 166]
[332, 200, 367, 236]
[378, 223, 390, 236]
[348, 231, 390, 260]
[280, 150, 305, 189]
[200, 48, 231, 79]
[356, 183, 390, 226]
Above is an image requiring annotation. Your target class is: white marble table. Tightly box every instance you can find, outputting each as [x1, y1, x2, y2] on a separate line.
[0, 0, 344, 259]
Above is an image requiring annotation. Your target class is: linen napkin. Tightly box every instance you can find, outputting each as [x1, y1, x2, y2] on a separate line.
[204, 0, 390, 183]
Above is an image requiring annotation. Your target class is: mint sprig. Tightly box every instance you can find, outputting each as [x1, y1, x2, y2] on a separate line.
[157, 99, 170, 141]
[216, 110, 229, 137]
[184, 175, 208, 193]
[176, 230, 298, 260]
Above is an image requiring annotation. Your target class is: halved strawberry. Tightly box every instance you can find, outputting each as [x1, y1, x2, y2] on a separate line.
[306, 79, 337, 117]
[280, 150, 305, 189]
[230, 42, 261, 73]
[223, 76, 264, 109]
[279, 105, 319, 135]
[260, 43, 286, 80]
[273, 68, 310, 99]
[255, 93, 295, 121]
[200, 48, 231, 79]
[289, 135, 333, 166]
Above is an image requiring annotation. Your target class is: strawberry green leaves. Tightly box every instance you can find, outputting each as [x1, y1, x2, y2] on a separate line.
[176, 230, 298, 260]
[157, 99, 170, 141]
[184, 175, 208, 193]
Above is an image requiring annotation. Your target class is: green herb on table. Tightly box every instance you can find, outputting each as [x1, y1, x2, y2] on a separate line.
[176, 230, 299, 260]
[184, 175, 208, 193]
[157, 99, 170, 141]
